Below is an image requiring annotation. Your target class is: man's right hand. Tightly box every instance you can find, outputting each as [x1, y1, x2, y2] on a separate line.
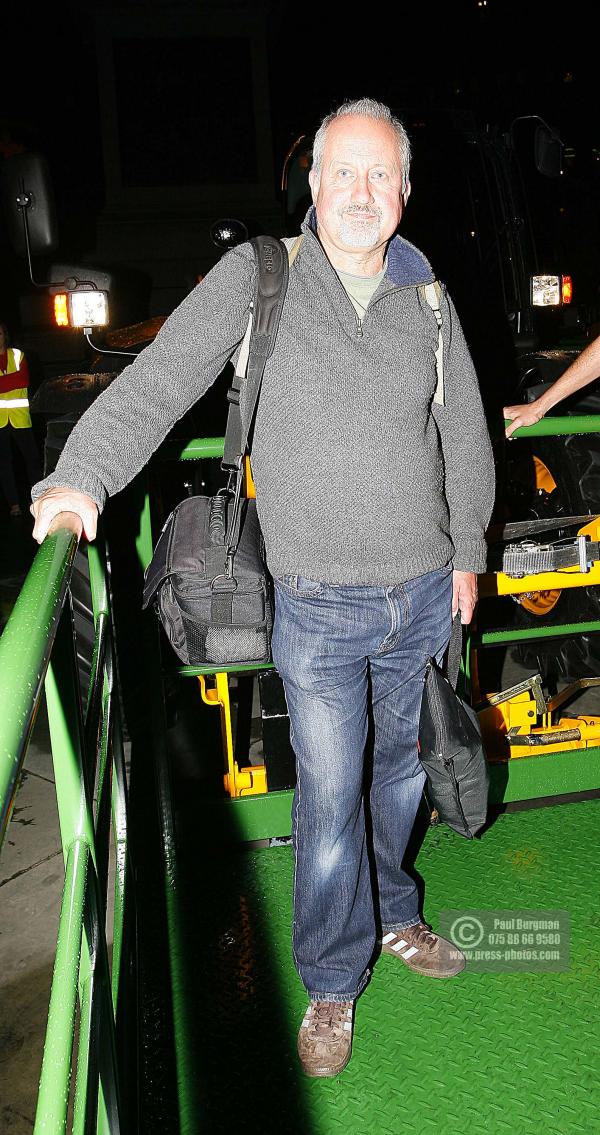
[503, 400, 545, 438]
[30, 488, 99, 545]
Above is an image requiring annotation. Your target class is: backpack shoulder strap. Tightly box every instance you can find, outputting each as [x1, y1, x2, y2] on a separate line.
[419, 280, 445, 406]
[281, 234, 304, 264]
[222, 236, 289, 472]
[233, 235, 301, 384]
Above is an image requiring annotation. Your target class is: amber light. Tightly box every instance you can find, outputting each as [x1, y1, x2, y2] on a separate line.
[54, 294, 69, 327]
[562, 275, 573, 304]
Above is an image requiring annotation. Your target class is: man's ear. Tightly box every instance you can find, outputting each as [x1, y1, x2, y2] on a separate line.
[402, 180, 411, 206]
[308, 168, 318, 203]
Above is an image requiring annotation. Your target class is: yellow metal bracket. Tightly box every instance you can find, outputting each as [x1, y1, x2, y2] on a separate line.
[480, 516, 600, 599]
[198, 672, 267, 798]
[478, 672, 600, 761]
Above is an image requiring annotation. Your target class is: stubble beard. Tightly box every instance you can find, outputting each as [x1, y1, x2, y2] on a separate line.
[337, 205, 382, 250]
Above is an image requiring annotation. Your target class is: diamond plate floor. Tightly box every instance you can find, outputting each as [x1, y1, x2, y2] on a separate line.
[180, 798, 600, 1135]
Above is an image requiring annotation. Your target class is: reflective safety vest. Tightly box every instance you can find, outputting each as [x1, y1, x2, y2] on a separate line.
[0, 348, 32, 428]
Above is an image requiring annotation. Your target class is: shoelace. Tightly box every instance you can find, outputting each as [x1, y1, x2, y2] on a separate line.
[309, 1002, 351, 1037]
[407, 923, 438, 951]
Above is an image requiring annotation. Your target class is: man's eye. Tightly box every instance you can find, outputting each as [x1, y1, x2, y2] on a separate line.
[370, 170, 387, 180]
[337, 169, 353, 178]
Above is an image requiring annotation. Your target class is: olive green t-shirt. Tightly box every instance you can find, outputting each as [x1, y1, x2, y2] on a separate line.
[336, 265, 386, 324]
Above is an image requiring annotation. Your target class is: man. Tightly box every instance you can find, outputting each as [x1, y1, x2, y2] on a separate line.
[31, 98, 495, 1077]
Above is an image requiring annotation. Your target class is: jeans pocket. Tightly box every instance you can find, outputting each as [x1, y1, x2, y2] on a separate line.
[275, 574, 324, 597]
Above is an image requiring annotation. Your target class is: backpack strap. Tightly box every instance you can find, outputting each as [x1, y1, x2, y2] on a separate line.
[222, 236, 289, 473]
[221, 236, 289, 563]
[230, 236, 303, 396]
[420, 280, 444, 407]
[282, 234, 304, 264]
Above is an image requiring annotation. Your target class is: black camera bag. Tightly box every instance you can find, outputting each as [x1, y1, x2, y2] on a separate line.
[142, 236, 289, 665]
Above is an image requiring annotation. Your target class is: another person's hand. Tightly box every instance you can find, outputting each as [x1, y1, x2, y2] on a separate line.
[30, 488, 98, 544]
[503, 400, 545, 439]
[452, 570, 478, 625]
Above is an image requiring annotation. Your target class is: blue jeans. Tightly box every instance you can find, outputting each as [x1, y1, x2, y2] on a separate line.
[271, 566, 453, 1002]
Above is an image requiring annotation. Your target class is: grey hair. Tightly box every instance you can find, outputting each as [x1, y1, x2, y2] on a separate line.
[311, 97, 411, 192]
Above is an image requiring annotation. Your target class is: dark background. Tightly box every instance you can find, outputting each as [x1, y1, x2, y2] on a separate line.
[1, 0, 597, 332]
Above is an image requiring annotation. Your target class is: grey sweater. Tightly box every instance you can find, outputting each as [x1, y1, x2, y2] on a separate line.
[32, 209, 495, 585]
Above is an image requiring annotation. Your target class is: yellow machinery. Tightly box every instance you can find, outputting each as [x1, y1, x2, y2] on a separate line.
[198, 671, 267, 797]
[475, 513, 600, 764]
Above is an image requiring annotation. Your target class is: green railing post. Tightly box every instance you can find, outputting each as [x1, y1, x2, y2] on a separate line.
[0, 522, 79, 847]
[41, 592, 124, 1133]
[0, 510, 137, 1133]
[33, 840, 89, 1134]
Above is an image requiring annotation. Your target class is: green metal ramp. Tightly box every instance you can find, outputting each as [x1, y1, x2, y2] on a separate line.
[178, 797, 599, 1134]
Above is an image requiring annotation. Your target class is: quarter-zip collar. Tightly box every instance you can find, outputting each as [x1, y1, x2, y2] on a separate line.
[301, 206, 435, 292]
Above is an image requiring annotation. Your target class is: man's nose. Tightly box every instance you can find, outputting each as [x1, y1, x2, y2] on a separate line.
[351, 172, 373, 203]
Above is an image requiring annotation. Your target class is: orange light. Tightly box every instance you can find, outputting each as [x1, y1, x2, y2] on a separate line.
[54, 294, 69, 327]
[562, 275, 573, 304]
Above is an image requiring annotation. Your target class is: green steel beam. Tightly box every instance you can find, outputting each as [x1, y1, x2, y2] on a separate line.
[45, 610, 97, 867]
[212, 790, 294, 842]
[474, 620, 600, 647]
[505, 414, 600, 437]
[488, 746, 600, 803]
[178, 661, 274, 677]
[72, 972, 93, 1135]
[159, 436, 225, 461]
[34, 840, 88, 1135]
[162, 420, 600, 463]
[211, 760, 600, 840]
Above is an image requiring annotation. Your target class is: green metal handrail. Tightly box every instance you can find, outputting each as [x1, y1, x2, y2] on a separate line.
[0, 516, 79, 844]
[504, 414, 600, 437]
[0, 516, 134, 1133]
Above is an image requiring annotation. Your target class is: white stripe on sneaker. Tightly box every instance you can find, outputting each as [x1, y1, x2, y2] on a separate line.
[343, 1022, 352, 1031]
[381, 932, 397, 944]
[391, 939, 408, 952]
[401, 946, 419, 959]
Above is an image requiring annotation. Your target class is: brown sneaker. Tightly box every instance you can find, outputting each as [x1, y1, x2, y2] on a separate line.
[297, 1000, 354, 1077]
[380, 922, 465, 978]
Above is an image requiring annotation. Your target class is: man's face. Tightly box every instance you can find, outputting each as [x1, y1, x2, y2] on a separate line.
[309, 115, 409, 255]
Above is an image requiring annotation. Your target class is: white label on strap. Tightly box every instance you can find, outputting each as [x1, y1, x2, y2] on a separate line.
[234, 310, 253, 379]
[1, 398, 29, 408]
[400, 946, 419, 959]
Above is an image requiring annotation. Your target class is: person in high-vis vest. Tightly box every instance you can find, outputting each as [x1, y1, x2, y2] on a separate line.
[0, 322, 41, 517]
